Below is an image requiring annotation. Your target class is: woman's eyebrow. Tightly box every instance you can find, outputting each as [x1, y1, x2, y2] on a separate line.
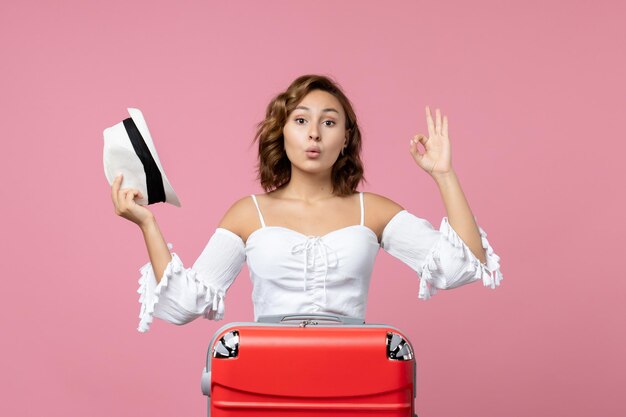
[295, 105, 340, 114]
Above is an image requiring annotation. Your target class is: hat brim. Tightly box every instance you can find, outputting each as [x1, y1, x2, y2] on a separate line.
[126, 108, 181, 207]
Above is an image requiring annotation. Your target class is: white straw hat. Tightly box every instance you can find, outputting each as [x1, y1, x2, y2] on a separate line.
[103, 108, 181, 207]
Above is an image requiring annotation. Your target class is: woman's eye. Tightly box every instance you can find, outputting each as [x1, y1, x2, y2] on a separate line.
[295, 118, 306, 124]
[324, 120, 336, 126]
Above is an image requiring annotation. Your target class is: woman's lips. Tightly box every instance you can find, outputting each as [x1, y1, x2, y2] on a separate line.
[305, 147, 320, 158]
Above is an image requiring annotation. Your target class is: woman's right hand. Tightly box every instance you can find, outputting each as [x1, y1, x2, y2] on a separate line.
[111, 174, 155, 228]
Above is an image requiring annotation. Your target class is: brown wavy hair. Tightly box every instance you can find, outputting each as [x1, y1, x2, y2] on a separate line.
[254, 74, 364, 196]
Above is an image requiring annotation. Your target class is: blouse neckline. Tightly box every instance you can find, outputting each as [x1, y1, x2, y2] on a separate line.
[246, 224, 379, 246]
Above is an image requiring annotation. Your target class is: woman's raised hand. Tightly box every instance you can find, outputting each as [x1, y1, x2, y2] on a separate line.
[111, 174, 155, 228]
[409, 106, 453, 177]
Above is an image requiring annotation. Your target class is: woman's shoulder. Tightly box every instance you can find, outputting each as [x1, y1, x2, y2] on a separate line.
[217, 194, 262, 242]
[362, 191, 404, 215]
[361, 192, 405, 239]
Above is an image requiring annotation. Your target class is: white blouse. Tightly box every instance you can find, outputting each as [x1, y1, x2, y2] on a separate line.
[136, 193, 503, 332]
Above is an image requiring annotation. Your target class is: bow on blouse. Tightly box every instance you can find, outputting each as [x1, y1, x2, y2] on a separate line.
[290, 237, 338, 305]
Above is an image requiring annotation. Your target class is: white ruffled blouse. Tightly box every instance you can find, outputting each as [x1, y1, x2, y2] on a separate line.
[136, 194, 503, 333]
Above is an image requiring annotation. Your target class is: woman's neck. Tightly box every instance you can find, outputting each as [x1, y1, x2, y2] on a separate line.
[277, 168, 335, 202]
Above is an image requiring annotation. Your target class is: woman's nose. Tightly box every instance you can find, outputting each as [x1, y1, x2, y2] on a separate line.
[308, 125, 320, 141]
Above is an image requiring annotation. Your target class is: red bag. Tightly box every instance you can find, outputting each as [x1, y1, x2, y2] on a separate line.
[201, 314, 417, 416]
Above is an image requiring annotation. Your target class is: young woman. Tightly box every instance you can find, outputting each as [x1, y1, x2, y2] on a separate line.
[111, 74, 502, 333]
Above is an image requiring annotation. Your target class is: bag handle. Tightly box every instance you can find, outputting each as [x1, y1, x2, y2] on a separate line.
[257, 313, 365, 325]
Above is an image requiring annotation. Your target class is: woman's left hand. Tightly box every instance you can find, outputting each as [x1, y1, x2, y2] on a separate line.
[409, 106, 453, 177]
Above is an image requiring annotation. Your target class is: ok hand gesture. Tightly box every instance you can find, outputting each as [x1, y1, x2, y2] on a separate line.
[409, 106, 453, 177]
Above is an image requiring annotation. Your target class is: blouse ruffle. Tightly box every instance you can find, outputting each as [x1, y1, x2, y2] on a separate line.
[418, 217, 502, 299]
[381, 211, 502, 300]
[136, 229, 245, 333]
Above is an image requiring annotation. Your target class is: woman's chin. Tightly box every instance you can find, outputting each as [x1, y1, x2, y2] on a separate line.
[291, 161, 334, 175]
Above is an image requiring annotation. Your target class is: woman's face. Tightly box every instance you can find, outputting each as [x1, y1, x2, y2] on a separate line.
[283, 89, 348, 176]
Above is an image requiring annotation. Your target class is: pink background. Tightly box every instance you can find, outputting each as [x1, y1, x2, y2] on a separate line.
[2, 1, 624, 416]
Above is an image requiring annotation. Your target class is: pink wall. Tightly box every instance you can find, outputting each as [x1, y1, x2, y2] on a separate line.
[2, 1, 624, 416]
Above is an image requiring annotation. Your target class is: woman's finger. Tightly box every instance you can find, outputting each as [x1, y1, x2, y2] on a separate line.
[111, 174, 123, 207]
[411, 134, 429, 159]
[435, 108, 442, 135]
[443, 115, 449, 138]
[425, 106, 435, 138]
[409, 136, 421, 159]
[117, 189, 131, 212]
[124, 189, 142, 205]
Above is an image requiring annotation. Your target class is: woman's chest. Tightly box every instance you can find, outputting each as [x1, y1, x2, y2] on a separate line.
[245, 226, 380, 278]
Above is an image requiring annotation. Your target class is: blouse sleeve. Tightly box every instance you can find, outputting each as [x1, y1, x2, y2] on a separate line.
[136, 227, 246, 333]
[381, 210, 503, 300]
